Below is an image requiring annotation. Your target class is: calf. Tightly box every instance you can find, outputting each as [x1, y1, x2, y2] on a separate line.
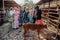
[22, 23, 47, 40]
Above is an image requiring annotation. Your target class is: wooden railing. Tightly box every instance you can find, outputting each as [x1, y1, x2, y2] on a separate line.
[40, 0, 60, 9]
[40, 0, 60, 37]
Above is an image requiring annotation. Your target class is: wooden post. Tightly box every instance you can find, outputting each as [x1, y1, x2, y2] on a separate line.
[55, 0, 59, 40]
[47, 0, 50, 30]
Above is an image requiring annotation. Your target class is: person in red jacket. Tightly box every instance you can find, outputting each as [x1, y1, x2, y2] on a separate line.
[35, 6, 43, 25]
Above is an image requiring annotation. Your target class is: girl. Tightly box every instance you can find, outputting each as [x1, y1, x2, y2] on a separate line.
[13, 7, 20, 29]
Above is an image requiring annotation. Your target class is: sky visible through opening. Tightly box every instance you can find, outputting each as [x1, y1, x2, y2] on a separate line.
[14, 0, 40, 5]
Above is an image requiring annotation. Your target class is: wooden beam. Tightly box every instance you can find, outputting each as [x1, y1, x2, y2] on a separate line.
[4, 0, 13, 1]
[39, 0, 60, 9]
[4, 1, 16, 4]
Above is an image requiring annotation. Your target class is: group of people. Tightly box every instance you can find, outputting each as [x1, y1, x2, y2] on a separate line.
[8, 6, 42, 29]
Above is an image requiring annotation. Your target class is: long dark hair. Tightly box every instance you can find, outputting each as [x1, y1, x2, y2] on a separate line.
[35, 6, 42, 20]
[35, 6, 39, 10]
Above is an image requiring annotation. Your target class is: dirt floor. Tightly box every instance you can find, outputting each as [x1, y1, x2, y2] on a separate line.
[2, 27, 57, 40]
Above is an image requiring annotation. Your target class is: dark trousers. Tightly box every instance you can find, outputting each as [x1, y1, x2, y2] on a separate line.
[0, 19, 4, 26]
[33, 17, 36, 23]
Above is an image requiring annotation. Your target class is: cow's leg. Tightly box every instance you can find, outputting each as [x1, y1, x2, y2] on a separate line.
[23, 28, 29, 40]
[24, 28, 28, 36]
[37, 29, 40, 40]
[24, 29, 27, 40]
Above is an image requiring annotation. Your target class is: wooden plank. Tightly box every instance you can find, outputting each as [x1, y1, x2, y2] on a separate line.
[49, 12, 58, 14]
[3, 1, 20, 7]
[4, 0, 13, 1]
[49, 15, 58, 19]
[47, 25, 60, 36]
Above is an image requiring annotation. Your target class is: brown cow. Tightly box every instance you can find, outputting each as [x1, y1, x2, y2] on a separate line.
[22, 23, 47, 40]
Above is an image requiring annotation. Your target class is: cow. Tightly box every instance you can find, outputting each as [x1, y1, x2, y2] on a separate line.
[22, 23, 47, 40]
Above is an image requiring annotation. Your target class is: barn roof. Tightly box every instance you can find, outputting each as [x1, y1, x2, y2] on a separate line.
[0, 0, 20, 8]
[36, 0, 54, 5]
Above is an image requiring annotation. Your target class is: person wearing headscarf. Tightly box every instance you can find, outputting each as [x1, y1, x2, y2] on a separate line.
[35, 6, 42, 20]
[22, 7, 26, 13]
[18, 6, 23, 26]
[13, 7, 20, 29]
[23, 7, 34, 23]
[35, 6, 42, 24]
[8, 7, 14, 27]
